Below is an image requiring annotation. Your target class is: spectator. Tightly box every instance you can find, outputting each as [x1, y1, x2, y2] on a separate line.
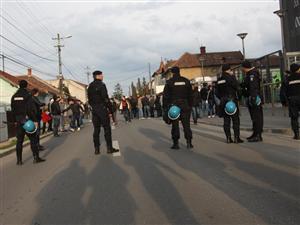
[149, 95, 155, 117]
[155, 95, 162, 117]
[191, 85, 201, 124]
[141, 95, 150, 118]
[207, 85, 216, 118]
[200, 83, 208, 117]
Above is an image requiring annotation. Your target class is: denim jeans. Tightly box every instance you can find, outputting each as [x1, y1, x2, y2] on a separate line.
[208, 103, 215, 116]
[201, 100, 208, 117]
[191, 106, 201, 122]
[143, 105, 150, 118]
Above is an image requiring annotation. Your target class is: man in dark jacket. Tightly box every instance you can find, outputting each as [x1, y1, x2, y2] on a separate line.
[63, 98, 84, 131]
[141, 95, 150, 118]
[50, 95, 61, 137]
[191, 85, 201, 124]
[11, 80, 46, 165]
[88, 70, 119, 155]
[163, 66, 193, 149]
[200, 83, 208, 117]
[31, 88, 45, 150]
[241, 60, 264, 142]
[281, 63, 300, 139]
[216, 64, 243, 143]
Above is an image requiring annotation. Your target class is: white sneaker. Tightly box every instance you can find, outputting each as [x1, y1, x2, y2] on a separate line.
[212, 115, 215, 118]
[70, 128, 75, 132]
[77, 127, 81, 131]
[208, 116, 211, 118]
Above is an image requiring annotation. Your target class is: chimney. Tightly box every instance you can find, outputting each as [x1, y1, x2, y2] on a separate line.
[200, 46, 206, 55]
[27, 68, 32, 77]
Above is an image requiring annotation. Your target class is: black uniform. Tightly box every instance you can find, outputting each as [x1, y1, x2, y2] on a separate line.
[11, 88, 39, 164]
[32, 95, 45, 147]
[88, 79, 114, 153]
[216, 72, 242, 143]
[163, 69, 193, 148]
[243, 68, 264, 140]
[282, 70, 300, 139]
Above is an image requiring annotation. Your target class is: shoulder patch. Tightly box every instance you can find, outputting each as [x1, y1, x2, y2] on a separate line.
[217, 80, 226, 84]
[13, 97, 24, 101]
[289, 79, 300, 85]
[174, 82, 186, 86]
[250, 75, 255, 81]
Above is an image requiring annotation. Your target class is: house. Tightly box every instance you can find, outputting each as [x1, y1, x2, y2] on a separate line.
[152, 47, 244, 93]
[46, 79, 88, 103]
[16, 68, 60, 104]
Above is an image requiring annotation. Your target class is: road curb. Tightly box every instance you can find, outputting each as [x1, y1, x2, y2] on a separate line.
[197, 121, 291, 135]
[0, 132, 53, 158]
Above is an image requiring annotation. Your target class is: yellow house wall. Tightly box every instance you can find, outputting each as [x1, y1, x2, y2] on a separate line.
[180, 66, 221, 80]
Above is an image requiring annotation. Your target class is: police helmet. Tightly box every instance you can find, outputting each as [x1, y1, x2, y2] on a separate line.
[168, 105, 181, 120]
[225, 100, 237, 115]
[22, 120, 37, 134]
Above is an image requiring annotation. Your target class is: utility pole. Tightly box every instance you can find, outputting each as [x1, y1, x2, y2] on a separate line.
[52, 33, 72, 96]
[148, 63, 152, 95]
[85, 66, 91, 84]
[1, 54, 4, 72]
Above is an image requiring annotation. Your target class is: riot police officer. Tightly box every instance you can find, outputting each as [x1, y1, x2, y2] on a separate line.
[87, 70, 119, 154]
[11, 80, 46, 165]
[241, 60, 264, 142]
[281, 63, 300, 140]
[216, 64, 244, 144]
[163, 66, 193, 149]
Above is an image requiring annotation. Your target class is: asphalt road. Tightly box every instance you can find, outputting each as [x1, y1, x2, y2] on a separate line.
[1, 117, 300, 225]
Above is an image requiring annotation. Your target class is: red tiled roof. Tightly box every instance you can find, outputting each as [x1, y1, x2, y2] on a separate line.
[17, 75, 60, 95]
[0, 71, 36, 90]
[174, 51, 243, 68]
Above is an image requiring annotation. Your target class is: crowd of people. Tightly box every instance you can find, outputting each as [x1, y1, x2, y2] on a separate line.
[10, 61, 300, 165]
[117, 94, 163, 123]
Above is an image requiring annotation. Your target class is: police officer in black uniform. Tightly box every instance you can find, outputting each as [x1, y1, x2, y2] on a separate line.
[216, 64, 244, 144]
[241, 60, 264, 142]
[87, 70, 119, 155]
[163, 66, 193, 149]
[11, 80, 46, 165]
[281, 63, 300, 140]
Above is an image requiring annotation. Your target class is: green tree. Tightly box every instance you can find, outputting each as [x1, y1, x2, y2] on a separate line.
[113, 83, 123, 100]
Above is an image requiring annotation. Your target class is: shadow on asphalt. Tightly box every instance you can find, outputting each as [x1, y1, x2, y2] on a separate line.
[217, 153, 300, 199]
[139, 127, 300, 225]
[124, 147, 201, 225]
[32, 157, 137, 225]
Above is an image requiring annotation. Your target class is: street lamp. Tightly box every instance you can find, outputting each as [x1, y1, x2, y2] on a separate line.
[237, 33, 248, 60]
[274, 9, 287, 71]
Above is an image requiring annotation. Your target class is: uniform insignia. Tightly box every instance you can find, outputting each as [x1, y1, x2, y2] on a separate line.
[289, 80, 300, 85]
[250, 75, 254, 81]
[174, 82, 186, 86]
[13, 97, 24, 101]
[217, 80, 226, 84]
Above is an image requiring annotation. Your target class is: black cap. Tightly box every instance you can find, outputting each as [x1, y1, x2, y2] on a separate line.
[93, 70, 103, 78]
[290, 63, 300, 73]
[222, 64, 231, 72]
[241, 60, 252, 69]
[19, 80, 28, 88]
[171, 66, 180, 75]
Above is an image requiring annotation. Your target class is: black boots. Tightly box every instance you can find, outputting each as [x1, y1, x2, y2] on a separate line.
[95, 148, 100, 155]
[293, 131, 300, 140]
[187, 140, 194, 149]
[33, 154, 46, 164]
[234, 136, 244, 143]
[171, 140, 179, 150]
[16, 155, 23, 165]
[248, 134, 263, 142]
[107, 147, 119, 154]
[226, 136, 233, 144]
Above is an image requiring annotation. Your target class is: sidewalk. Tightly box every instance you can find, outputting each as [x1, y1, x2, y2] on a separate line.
[197, 105, 292, 134]
[0, 132, 53, 158]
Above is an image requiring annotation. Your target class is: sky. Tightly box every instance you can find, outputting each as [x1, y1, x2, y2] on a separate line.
[1, 0, 282, 94]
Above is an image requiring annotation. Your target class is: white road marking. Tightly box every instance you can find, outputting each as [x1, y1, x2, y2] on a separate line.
[112, 140, 121, 157]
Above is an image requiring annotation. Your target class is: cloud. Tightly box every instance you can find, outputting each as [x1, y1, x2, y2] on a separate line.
[2, 1, 281, 94]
